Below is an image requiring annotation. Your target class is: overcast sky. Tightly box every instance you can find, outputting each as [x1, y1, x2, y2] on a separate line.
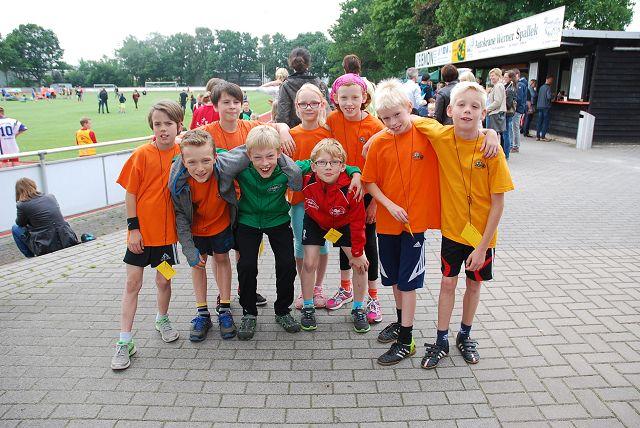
[2, 0, 639, 66]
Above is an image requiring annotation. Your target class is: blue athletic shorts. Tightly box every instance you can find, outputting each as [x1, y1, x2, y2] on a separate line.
[378, 231, 426, 291]
[193, 226, 234, 255]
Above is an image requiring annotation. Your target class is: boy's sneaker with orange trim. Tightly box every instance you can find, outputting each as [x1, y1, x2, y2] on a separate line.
[326, 287, 353, 310]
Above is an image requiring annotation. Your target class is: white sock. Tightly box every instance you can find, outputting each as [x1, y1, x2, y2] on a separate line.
[156, 313, 167, 322]
[119, 332, 132, 342]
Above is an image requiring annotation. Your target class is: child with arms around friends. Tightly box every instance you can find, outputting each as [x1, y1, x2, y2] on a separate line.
[111, 101, 184, 370]
[168, 129, 252, 342]
[326, 73, 385, 324]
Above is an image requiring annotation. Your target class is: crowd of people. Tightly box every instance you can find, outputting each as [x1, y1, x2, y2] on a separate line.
[98, 47, 515, 374]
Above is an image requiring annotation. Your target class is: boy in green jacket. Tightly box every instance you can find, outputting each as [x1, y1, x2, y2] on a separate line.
[234, 125, 304, 339]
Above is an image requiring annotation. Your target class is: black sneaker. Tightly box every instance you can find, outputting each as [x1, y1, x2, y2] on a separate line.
[275, 313, 301, 333]
[300, 307, 317, 331]
[351, 308, 370, 333]
[377, 339, 416, 366]
[256, 293, 268, 307]
[456, 333, 480, 364]
[421, 342, 449, 369]
[377, 322, 400, 343]
[237, 314, 257, 340]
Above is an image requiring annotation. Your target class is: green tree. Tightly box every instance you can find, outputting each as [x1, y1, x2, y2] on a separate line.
[434, 0, 634, 44]
[415, 0, 442, 48]
[328, 0, 383, 80]
[4, 24, 64, 83]
[193, 27, 218, 84]
[0, 35, 19, 84]
[258, 33, 290, 80]
[165, 33, 196, 84]
[117, 36, 158, 86]
[216, 30, 258, 83]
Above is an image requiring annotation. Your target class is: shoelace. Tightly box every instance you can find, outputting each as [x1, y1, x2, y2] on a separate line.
[115, 344, 128, 357]
[279, 315, 295, 328]
[353, 310, 366, 322]
[301, 308, 314, 319]
[241, 317, 256, 330]
[192, 316, 208, 330]
[367, 299, 380, 311]
[218, 312, 233, 328]
[157, 318, 172, 331]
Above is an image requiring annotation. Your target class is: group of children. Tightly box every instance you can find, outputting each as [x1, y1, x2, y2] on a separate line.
[110, 74, 513, 371]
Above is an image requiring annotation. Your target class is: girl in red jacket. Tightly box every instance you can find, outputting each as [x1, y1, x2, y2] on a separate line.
[300, 139, 370, 333]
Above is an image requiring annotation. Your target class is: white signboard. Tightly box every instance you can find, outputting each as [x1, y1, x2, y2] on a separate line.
[569, 57, 586, 100]
[415, 6, 565, 68]
[529, 62, 539, 82]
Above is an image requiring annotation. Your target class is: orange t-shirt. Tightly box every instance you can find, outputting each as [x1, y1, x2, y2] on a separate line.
[361, 125, 440, 235]
[187, 176, 230, 237]
[413, 119, 514, 247]
[287, 125, 332, 205]
[327, 110, 384, 171]
[200, 120, 262, 150]
[117, 142, 180, 246]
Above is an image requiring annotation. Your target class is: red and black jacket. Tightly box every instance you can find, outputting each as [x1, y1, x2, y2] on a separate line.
[302, 171, 365, 257]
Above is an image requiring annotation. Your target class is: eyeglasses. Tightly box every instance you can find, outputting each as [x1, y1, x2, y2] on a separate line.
[296, 101, 321, 110]
[314, 160, 343, 167]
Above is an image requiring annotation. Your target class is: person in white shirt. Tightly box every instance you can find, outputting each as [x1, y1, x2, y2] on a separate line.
[402, 67, 426, 112]
[0, 106, 27, 163]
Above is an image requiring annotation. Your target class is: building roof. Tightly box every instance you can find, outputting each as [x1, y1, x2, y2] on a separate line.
[562, 29, 640, 40]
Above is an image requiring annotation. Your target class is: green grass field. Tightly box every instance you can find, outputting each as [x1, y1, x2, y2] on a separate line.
[2, 90, 272, 161]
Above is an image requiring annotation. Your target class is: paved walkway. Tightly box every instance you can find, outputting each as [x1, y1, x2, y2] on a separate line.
[1, 137, 640, 427]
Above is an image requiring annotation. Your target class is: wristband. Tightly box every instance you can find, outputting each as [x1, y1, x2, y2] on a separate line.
[127, 217, 140, 230]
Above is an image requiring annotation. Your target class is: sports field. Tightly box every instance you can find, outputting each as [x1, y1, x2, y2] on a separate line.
[2, 89, 272, 161]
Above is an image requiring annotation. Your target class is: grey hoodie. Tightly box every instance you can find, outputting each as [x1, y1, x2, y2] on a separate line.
[275, 71, 330, 128]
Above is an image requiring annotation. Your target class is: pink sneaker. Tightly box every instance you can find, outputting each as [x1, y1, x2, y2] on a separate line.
[366, 297, 383, 324]
[295, 293, 304, 310]
[326, 287, 353, 310]
[313, 285, 327, 308]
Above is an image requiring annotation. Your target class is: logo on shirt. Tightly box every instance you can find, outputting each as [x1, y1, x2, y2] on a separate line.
[412, 151, 424, 160]
[329, 206, 346, 217]
[305, 198, 319, 210]
[267, 184, 283, 193]
[474, 160, 486, 169]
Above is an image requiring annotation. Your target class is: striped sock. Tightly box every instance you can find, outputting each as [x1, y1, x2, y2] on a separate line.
[341, 279, 352, 292]
[197, 302, 211, 318]
[303, 299, 314, 308]
[368, 287, 378, 300]
[218, 300, 231, 313]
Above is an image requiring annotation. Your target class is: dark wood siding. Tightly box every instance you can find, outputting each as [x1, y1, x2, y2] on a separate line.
[588, 43, 640, 144]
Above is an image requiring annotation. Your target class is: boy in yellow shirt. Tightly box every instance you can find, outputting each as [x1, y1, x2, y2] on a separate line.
[75, 117, 97, 156]
[413, 81, 514, 369]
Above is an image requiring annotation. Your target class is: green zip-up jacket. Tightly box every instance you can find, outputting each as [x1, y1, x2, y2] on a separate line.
[237, 159, 361, 229]
[236, 156, 302, 229]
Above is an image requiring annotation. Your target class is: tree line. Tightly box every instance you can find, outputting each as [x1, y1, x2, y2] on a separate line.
[0, 0, 634, 87]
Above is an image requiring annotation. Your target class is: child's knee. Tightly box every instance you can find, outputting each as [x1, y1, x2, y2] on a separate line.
[466, 278, 482, 292]
[302, 257, 319, 273]
[125, 276, 143, 294]
[155, 274, 171, 289]
[440, 276, 458, 293]
[213, 253, 230, 266]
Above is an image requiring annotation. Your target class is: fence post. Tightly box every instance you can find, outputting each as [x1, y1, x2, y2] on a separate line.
[38, 152, 48, 193]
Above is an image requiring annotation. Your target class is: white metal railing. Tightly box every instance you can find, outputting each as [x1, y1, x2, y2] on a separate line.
[0, 137, 151, 232]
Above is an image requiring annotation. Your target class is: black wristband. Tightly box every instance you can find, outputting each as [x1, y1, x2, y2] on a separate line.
[127, 217, 140, 230]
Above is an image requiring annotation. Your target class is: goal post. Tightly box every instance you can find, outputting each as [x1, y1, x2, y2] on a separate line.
[144, 81, 178, 88]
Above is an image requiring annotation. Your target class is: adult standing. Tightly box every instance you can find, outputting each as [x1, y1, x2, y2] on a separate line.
[179, 88, 188, 112]
[12, 178, 79, 258]
[522, 79, 537, 137]
[536, 76, 554, 141]
[132, 90, 140, 110]
[402, 67, 425, 114]
[486, 68, 507, 152]
[98, 88, 109, 114]
[511, 68, 528, 153]
[276, 47, 330, 128]
[434, 64, 459, 125]
[0, 106, 27, 164]
[503, 70, 518, 159]
[342, 54, 377, 116]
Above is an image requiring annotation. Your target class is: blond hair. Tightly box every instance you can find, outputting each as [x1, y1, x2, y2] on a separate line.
[310, 138, 347, 163]
[459, 71, 476, 82]
[275, 68, 289, 81]
[374, 78, 411, 112]
[246, 125, 281, 152]
[147, 100, 184, 129]
[450, 81, 488, 108]
[15, 177, 41, 202]
[180, 129, 215, 150]
[295, 83, 328, 127]
[489, 68, 503, 78]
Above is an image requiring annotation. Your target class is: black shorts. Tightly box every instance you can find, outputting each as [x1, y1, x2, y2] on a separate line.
[302, 214, 351, 248]
[441, 236, 494, 281]
[123, 244, 179, 268]
[193, 226, 234, 255]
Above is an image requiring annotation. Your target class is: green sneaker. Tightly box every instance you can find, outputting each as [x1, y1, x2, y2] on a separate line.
[155, 316, 179, 343]
[111, 340, 136, 370]
[300, 307, 317, 331]
[237, 314, 257, 340]
[351, 308, 371, 333]
[275, 313, 301, 333]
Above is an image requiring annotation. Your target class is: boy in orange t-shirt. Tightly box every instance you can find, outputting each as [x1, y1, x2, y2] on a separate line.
[362, 79, 441, 366]
[111, 100, 184, 371]
[413, 82, 514, 369]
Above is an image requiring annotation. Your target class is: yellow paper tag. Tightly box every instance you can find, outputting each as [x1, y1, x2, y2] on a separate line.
[259, 240, 265, 256]
[156, 261, 176, 280]
[404, 223, 414, 238]
[324, 228, 343, 244]
[461, 222, 483, 248]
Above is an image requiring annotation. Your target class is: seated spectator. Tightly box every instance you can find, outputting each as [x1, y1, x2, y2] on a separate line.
[12, 178, 79, 258]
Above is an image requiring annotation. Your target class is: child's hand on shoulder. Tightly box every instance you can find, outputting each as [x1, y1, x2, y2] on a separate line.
[127, 230, 144, 254]
[480, 129, 500, 158]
